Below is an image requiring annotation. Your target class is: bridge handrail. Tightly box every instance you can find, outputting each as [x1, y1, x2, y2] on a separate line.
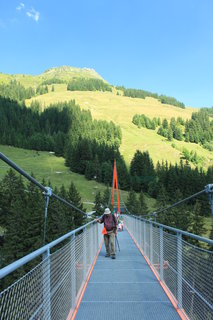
[129, 214, 213, 246]
[123, 214, 213, 320]
[0, 219, 96, 279]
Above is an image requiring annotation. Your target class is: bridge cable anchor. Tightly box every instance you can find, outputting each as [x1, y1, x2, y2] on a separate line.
[43, 187, 52, 245]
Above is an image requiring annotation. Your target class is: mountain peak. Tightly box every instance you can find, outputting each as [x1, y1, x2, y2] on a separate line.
[42, 65, 104, 81]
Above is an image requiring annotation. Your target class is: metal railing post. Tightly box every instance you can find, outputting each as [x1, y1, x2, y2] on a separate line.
[70, 233, 76, 309]
[150, 222, 153, 264]
[160, 226, 164, 281]
[144, 221, 146, 256]
[177, 232, 183, 309]
[83, 227, 87, 280]
[42, 248, 51, 320]
[96, 222, 99, 254]
[92, 224, 97, 260]
[142, 221, 144, 251]
[89, 224, 93, 265]
[136, 217, 138, 243]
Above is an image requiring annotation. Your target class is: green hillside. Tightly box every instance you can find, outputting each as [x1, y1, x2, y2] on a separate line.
[0, 145, 106, 212]
[25, 86, 213, 170]
[0, 66, 212, 239]
[0, 66, 212, 169]
[1, 145, 152, 212]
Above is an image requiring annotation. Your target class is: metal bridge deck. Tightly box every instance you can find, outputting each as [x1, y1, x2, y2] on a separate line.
[75, 229, 180, 320]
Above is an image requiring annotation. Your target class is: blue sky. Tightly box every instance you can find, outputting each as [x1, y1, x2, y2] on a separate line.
[0, 0, 213, 108]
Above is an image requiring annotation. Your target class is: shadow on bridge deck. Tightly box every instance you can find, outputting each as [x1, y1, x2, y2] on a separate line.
[75, 228, 181, 320]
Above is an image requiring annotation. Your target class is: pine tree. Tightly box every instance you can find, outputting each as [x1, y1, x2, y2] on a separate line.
[139, 190, 149, 216]
[102, 186, 110, 208]
[126, 189, 140, 214]
[24, 178, 44, 251]
[1, 171, 27, 264]
[101, 161, 113, 185]
[167, 127, 173, 141]
[156, 185, 169, 224]
[67, 182, 85, 228]
[190, 201, 206, 243]
[130, 150, 155, 192]
[93, 190, 104, 216]
[117, 156, 130, 190]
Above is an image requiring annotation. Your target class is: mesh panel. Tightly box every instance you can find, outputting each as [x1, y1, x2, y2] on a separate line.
[152, 225, 160, 275]
[124, 215, 213, 320]
[0, 223, 102, 320]
[181, 240, 213, 320]
[163, 231, 178, 300]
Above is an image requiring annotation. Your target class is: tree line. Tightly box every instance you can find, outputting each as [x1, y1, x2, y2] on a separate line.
[116, 85, 185, 108]
[132, 110, 213, 148]
[0, 96, 121, 152]
[0, 80, 52, 102]
[67, 78, 112, 92]
[133, 114, 161, 130]
[92, 149, 213, 220]
[0, 96, 124, 185]
[0, 169, 85, 290]
[93, 150, 213, 248]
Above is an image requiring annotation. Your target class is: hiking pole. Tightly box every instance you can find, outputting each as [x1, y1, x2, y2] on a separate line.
[115, 235, 120, 252]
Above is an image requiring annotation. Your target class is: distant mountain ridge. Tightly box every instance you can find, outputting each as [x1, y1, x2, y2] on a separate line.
[42, 66, 105, 81]
[0, 65, 106, 87]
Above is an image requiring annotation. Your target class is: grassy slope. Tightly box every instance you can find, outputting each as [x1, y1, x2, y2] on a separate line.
[0, 145, 105, 211]
[2, 66, 212, 169]
[0, 145, 143, 212]
[26, 85, 213, 169]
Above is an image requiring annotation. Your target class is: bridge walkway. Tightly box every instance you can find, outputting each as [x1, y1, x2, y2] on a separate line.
[75, 228, 180, 320]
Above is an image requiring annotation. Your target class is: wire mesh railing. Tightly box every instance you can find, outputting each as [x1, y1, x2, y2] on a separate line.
[123, 215, 213, 320]
[0, 221, 102, 320]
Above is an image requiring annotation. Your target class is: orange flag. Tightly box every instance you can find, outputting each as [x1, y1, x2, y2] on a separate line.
[102, 227, 107, 235]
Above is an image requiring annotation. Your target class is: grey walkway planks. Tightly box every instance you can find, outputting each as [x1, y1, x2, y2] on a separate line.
[75, 229, 180, 320]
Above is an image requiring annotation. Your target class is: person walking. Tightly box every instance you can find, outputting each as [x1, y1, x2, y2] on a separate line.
[96, 208, 118, 259]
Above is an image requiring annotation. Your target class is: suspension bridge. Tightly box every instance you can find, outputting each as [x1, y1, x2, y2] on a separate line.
[0, 152, 213, 320]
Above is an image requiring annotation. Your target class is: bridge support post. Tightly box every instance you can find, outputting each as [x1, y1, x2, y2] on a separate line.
[42, 248, 51, 320]
[96, 222, 99, 254]
[177, 232, 182, 309]
[89, 224, 93, 265]
[150, 223, 153, 265]
[83, 227, 87, 280]
[43, 187, 52, 245]
[160, 226, 164, 281]
[71, 233, 76, 310]
[93, 223, 96, 260]
[136, 217, 138, 244]
[144, 221, 146, 256]
[142, 221, 144, 251]
[139, 218, 142, 249]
